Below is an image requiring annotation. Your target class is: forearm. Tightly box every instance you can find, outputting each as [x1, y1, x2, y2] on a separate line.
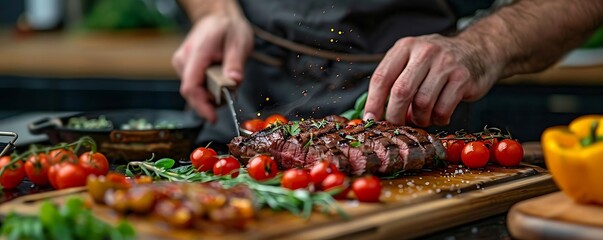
[457, 0, 603, 78]
[179, 0, 245, 22]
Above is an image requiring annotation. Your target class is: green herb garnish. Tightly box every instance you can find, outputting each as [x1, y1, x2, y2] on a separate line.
[311, 119, 328, 129]
[304, 132, 314, 148]
[364, 119, 375, 128]
[350, 141, 362, 148]
[283, 122, 301, 136]
[394, 129, 400, 136]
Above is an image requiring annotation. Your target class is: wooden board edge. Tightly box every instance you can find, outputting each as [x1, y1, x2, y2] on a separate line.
[281, 173, 557, 240]
[507, 205, 603, 240]
[0, 187, 87, 216]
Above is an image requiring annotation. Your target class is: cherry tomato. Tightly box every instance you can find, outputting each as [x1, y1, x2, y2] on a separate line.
[24, 153, 51, 186]
[190, 147, 218, 172]
[213, 156, 241, 178]
[352, 176, 382, 202]
[79, 152, 109, 176]
[106, 173, 131, 188]
[264, 114, 288, 128]
[49, 148, 78, 164]
[321, 172, 350, 199]
[442, 134, 465, 163]
[347, 119, 363, 127]
[309, 160, 339, 187]
[48, 163, 61, 189]
[0, 156, 25, 189]
[242, 119, 266, 133]
[281, 169, 311, 190]
[494, 139, 524, 167]
[461, 141, 490, 168]
[247, 155, 278, 181]
[55, 163, 88, 189]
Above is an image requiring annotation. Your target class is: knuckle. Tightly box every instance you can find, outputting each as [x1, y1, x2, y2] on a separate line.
[179, 85, 193, 98]
[390, 83, 414, 100]
[432, 106, 452, 123]
[413, 91, 431, 109]
[395, 37, 415, 47]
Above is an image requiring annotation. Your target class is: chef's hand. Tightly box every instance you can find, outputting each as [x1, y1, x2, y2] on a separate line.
[363, 34, 501, 127]
[172, 0, 253, 123]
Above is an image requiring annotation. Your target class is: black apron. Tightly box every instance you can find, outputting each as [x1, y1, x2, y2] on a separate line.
[197, 0, 493, 147]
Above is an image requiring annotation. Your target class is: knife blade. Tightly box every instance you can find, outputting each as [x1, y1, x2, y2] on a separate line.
[206, 65, 241, 137]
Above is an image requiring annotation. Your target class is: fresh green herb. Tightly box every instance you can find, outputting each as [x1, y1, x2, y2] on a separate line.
[345, 135, 356, 141]
[364, 119, 375, 128]
[304, 132, 314, 148]
[67, 115, 113, 130]
[350, 141, 362, 148]
[283, 122, 301, 136]
[311, 119, 328, 129]
[341, 91, 368, 120]
[335, 122, 340, 130]
[0, 198, 135, 240]
[125, 158, 348, 220]
[154, 158, 176, 170]
[394, 129, 400, 136]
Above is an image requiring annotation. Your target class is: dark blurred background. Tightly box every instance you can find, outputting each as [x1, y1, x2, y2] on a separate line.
[0, 0, 603, 143]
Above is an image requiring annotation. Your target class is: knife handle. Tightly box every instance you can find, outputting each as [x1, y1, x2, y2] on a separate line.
[206, 65, 237, 105]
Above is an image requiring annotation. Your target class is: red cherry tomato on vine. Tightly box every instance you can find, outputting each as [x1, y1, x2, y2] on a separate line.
[281, 169, 311, 190]
[442, 134, 465, 163]
[49, 149, 78, 164]
[242, 119, 265, 133]
[79, 152, 109, 176]
[0, 156, 26, 189]
[190, 147, 218, 172]
[494, 139, 524, 167]
[352, 176, 382, 202]
[55, 163, 88, 190]
[309, 160, 339, 187]
[247, 155, 278, 181]
[264, 114, 288, 128]
[461, 141, 489, 168]
[321, 172, 350, 199]
[213, 156, 241, 178]
[24, 153, 51, 186]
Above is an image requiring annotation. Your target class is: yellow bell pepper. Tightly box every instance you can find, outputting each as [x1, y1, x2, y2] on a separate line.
[542, 115, 603, 205]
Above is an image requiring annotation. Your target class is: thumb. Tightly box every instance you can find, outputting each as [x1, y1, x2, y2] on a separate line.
[222, 32, 251, 84]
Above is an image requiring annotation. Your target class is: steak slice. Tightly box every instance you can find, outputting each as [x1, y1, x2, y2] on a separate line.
[355, 130, 400, 175]
[268, 118, 344, 170]
[228, 127, 285, 164]
[326, 125, 381, 175]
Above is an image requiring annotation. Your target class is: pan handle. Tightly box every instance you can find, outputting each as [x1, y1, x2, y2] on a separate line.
[28, 117, 61, 135]
[110, 130, 171, 143]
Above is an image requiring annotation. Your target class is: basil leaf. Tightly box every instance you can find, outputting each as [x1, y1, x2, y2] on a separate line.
[354, 92, 368, 111]
[154, 158, 175, 170]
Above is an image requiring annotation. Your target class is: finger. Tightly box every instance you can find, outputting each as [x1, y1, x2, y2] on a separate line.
[410, 70, 449, 127]
[181, 50, 217, 123]
[172, 48, 186, 77]
[223, 29, 252, 84]
[364, 39, 412, 121]
[385, 50, 433, 125]
[431, 78, 464, 126]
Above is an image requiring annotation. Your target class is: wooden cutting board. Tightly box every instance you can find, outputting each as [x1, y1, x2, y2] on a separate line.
[507, 192, 603, 240]
[0, 164, 556, 239]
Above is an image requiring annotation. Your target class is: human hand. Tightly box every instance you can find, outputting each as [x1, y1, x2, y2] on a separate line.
[363, 34, 502, 127]
[172, 1, 253, 123]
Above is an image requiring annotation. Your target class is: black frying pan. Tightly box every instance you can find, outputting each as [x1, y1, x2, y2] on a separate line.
[28, 109, 203, 162]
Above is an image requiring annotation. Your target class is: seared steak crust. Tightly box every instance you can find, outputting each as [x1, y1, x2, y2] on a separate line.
[227, 116, 446, 176]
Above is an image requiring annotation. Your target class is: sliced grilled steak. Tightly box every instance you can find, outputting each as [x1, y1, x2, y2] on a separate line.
[322, 125, 381, 175]
[355, 130, 400, 174]
[227, 117, 443, 175]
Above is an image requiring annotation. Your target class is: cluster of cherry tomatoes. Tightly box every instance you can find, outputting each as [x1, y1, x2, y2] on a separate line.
[241, 114, 288, 133]
[279, 160, 382, 203]
[0, 148, 109, 190]
[440, 130, 524, 168]
[190, 146, 382, 203]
